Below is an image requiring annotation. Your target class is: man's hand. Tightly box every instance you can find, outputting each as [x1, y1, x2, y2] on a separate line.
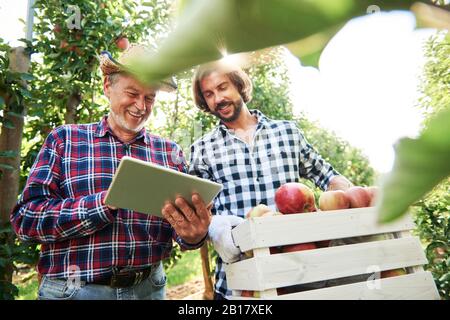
[209, 215, 245, 263]
[162, 193, 212, 245]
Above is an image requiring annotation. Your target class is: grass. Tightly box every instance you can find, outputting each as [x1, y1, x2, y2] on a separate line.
[16, 277, 39, 300]
[15, 249, 203, 299]
[165, 249, 203, 288]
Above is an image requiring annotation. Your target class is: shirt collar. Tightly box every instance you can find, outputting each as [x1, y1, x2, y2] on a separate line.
[95, 115, 150, 145]
[218, 109, 270, 133]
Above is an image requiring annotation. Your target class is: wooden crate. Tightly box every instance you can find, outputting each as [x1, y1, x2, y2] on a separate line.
[225, 207, 440, 300]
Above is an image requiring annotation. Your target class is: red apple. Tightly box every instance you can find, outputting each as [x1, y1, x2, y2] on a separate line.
[53, 24, 62, 34]
[281, 242, 317, 253]
[277, 287, 289, 295]
[115, 36, 129, 51]
[275, 182, 317, 214]
[364, 186, 379, 206]
[315, 240, 331, 248]
[59, 40, 69, 51]
[246, 204, 273, 218]
[241, 290, 254, 297]
[381, 268, 407, 278]
[74, 31, 83, 41]
[345, 186, 371, 208]
[269, 246, 282, 254]
[318, 190, 350, 211]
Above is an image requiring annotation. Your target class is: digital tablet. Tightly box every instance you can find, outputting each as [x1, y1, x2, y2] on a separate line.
[104, 156, 223, 217]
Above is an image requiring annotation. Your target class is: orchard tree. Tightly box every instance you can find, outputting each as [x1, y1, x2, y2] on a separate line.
[23, 0, 173, 184]
[413, 32, 449, 299]
[0, 0, 173, 300]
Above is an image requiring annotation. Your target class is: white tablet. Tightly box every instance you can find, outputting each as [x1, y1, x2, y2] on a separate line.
[104, 156, 223, 217]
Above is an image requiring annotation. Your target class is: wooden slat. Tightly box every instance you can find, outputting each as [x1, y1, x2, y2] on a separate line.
[225, 237, 427, 290]
[233, 207, 415, 252]
[252, 248, 278, 298]
[395, 230, 425, 274]
[270, 272, 440, 300]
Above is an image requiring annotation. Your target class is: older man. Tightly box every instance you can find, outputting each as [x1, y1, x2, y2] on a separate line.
[10, 45, 211, 300]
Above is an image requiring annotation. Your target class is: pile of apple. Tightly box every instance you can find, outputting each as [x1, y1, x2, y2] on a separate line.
[243, 183, 379, 254]
[240, 183, 405, 297]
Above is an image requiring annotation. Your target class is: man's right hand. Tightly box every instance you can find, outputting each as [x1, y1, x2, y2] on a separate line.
[208, 215, 244, 263]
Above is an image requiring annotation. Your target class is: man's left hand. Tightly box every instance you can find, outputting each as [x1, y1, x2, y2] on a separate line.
[162, 193, 212, 245]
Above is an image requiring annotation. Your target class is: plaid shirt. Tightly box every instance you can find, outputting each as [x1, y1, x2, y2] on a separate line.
[11, 116, 203, 283]
[189, 110, 340, 298]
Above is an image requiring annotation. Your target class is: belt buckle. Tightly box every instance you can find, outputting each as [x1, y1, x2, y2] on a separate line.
[110, 268, 135, 288]
[110, 266, 152, 288]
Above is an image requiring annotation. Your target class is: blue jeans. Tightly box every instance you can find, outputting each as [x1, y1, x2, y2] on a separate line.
[38, 262, 166, 300]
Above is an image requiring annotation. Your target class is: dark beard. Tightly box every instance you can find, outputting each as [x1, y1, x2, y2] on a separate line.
[213, 98, 243, 123]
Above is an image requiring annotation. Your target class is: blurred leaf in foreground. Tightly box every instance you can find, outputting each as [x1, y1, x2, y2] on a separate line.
[131, 0, 414, 85]
[378, 107, 450, 223]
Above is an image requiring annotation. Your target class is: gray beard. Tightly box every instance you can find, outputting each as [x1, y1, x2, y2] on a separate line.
[109, 109, 147, 133]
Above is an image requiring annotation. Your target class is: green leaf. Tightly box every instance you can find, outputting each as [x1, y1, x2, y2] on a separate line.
[130, 0, 413, 84]
[0, 96, 4, 107]
[5, 111, 23, 118]
[0, 163, 15, 171]
[19, 88, 32, 98]
[378, 107, 450, 223]
[0, 150, 18, 158]
[439, 273, 450, 283]
[19, 73, 35, 81]
[1, 118, 15, 129]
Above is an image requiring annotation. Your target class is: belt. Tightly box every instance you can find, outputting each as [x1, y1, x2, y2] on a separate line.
[92, 266, 153, 288]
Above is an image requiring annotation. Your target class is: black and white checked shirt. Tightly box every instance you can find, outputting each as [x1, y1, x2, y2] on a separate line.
[189, 110, 340, 298]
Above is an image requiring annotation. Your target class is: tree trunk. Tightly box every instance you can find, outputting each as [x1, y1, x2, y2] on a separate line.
[170, 79, 179, 140]
[64, 91, 81, 124]
[0, 47, 30, 286]
[200, 241, 214, 300]
[0, 47, 29, 225]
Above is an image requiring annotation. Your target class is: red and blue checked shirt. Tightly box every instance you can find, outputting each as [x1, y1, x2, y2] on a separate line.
[10, 116, 203, 282]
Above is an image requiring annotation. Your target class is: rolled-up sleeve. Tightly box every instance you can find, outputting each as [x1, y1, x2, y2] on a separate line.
[296, 126, 340, 190]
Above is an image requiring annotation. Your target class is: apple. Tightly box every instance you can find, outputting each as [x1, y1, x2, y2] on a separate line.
[277, 287, 289, 295]
[269, 246, 281, 254]
[318, 190, 350, 211]
[241, 290, 254, 297]
[281, 242, 317, 253]
[275, 182, 317, 214]
[246, 204, 273, 218]
[115, 36, 129, 51]
[74, 31, 83, 41]
[345, 186, 371, 208]
[315, 240, 331, 248]
[381, 268, 407, 278]
[59, 40, 69, 50]
[364, 186, 379, 206]
[53, 24, 62, 34]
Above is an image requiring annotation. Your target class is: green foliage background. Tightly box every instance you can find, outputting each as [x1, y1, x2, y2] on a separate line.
[412, 32, 449, 299]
